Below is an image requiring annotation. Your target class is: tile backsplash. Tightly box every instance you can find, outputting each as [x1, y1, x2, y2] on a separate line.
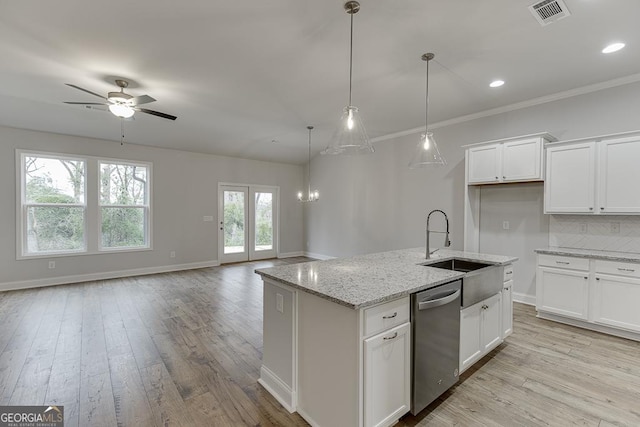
[549, 215, 640, 253]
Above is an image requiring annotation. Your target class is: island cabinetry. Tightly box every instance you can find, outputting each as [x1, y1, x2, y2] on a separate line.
[467, 136, 547, 184]
[459, 292, 502, 374]
[536, 254, 590, 320]
[502, 264, 514, 339]
[593, 260, 640, 333]
[544, 134, 640, 214]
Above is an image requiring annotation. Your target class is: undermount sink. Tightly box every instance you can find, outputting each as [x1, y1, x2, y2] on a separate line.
[421, 258, 503, 308]
[422, 258, 493, 273]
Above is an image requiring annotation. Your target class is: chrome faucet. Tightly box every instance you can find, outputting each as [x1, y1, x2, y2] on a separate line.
[426, 209, 451, 259]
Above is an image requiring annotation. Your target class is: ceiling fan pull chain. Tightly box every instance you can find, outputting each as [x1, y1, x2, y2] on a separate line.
[121, 118, 125, 146]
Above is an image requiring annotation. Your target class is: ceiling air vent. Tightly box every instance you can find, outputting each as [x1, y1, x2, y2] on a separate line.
[529, 0, 571, 26]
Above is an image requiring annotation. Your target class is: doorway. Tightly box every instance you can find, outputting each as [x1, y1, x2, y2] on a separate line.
[218, 184, 279, 263]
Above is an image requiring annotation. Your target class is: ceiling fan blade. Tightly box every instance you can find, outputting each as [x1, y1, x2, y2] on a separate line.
[136, 108, 177, 121]
[65, 83, 107, 100]
[131, 94, 156, 105]
[64, 102, 108, 105]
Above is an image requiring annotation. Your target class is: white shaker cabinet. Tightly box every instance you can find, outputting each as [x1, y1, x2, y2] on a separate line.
[593, 260, 640, 333]
[467, 135, 550, 185]
[544, 142, 596, 213]
[460, 292, 502, 373]
[502, 264, 514, 339]
[598, 136, 640, 213]
[363, 322, 411, 427]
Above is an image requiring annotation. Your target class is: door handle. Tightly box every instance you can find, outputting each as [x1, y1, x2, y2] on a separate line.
[418, 289, 461, 310]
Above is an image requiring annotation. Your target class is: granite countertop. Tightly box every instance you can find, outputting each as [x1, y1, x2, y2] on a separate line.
[535, 247, 640, 263]
[255, 248, 518, 309]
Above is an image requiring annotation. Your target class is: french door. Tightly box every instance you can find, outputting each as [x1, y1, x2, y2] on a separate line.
[218, 184, 278, 263]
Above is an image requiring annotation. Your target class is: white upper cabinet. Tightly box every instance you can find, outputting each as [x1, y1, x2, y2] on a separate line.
[545, 133, 640, 214]
[467, 135, 550, 185]
[598, 136, 640, 213]
[544, 142, 596, 213]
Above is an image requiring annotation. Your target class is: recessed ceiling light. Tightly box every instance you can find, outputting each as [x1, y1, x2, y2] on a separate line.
[490, 80, 505, 88]
[602, 42, 625, 54]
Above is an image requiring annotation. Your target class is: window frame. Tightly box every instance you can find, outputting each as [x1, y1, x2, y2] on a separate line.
[16, 150, 153, 259]
[98, 160, 152, 252]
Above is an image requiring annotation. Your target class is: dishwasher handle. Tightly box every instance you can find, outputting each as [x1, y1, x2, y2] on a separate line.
[418, 289, 461, 311]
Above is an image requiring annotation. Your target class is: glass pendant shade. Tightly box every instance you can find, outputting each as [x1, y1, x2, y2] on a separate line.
[323, 106, 373, 155]
[409, 52, 445, 168]
[409, 131, 446, 168]
[298, 126, 320, 202]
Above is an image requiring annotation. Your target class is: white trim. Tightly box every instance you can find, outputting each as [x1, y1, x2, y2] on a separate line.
[513, 292, 536, 306]
[258, 366, 296, 413]
[295, 406, 322, 427]
[0, 260, 219, 292]
[278, 251, 304, 258]
[303, 251, 335, 260]
[537, 310, 640, 342]
[371, 73, 640, 144]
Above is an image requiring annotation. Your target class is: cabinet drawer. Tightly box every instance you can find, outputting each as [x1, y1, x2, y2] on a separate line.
[503, 265, 513, 282]
[363, 297, 409, 338]
[595, 260, 640, 278]
[538, 254, 589, 271]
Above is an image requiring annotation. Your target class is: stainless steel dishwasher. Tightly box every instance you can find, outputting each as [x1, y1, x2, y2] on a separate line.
[410, 279, 461, 415]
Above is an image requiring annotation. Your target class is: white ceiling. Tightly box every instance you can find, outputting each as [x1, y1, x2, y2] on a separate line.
[1, 0, 639, 164]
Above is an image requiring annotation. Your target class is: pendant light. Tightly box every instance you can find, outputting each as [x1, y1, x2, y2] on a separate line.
[323, 1, 374, 155]
[298, 126, 320, 202]
[409, 53, 446, 168]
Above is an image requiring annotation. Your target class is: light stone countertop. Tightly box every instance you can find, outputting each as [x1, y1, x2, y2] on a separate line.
[535, 247, 640, 263]
[255, 248, 518, 309]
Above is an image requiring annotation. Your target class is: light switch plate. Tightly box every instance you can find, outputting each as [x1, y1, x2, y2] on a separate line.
[502, 221, 510, 230]
[203, 216, 214, 222]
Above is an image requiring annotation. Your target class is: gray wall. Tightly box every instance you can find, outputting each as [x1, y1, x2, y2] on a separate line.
[305, 80, 640, 299]
[0, 125, 304, 288]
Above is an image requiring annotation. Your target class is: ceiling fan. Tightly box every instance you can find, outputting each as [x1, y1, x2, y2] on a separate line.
[64, 79, 177, 121]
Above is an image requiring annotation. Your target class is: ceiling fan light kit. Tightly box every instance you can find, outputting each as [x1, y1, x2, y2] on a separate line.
[409, 53, 446, 168]
[323, 0, 374, 156]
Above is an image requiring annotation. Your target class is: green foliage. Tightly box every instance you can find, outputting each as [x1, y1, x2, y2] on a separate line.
[101, 207, 145, 248]
[224, 194, 245, 247]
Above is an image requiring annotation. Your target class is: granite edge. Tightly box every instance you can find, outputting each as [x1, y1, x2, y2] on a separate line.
[534, 247, 640, 263]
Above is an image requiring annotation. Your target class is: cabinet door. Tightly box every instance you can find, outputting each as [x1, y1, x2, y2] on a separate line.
[468, 144, 501, 184]
[536, 267, 589, 320]
[502, 138, 542, 181]
[593, 275, 640, 332]
[545, 142, 595, 213]
[459, 302, 482, 372]
[363, 322, 410, 427]
[481, 293, 502, 352]
[599, 137, 640, 213]
[502, 280, 513, 339]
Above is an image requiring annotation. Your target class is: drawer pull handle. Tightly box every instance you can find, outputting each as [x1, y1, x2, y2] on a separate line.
[382, 312, 398, 319]
[589, 207, 594, 210]
[506, 271, 513, 275]
[617, 268, 636, 272]
[556, 261, 570, 265]
[383, 332, 398, 341]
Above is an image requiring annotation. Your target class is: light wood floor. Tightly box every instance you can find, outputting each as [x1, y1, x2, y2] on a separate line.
[1, 258, 639, 427]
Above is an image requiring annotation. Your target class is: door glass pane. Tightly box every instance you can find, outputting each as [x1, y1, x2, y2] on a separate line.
[224, 190, 245, 254]
[255, 192, 273, 251]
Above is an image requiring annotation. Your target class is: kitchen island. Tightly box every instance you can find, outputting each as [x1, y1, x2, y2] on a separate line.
[255, 248, 517, 427]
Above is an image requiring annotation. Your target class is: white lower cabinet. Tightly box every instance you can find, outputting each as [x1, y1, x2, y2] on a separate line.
[536, 267, 589, 320]
[459, 293, 502, 373]
[363, 322, 411, 427]
[502, 264, 514, 339]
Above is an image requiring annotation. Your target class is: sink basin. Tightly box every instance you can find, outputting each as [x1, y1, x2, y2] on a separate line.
[422, 258, 493, 273]
[421, 258, 503, 308]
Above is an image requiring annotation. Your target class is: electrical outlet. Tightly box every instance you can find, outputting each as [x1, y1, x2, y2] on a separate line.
[611, 222, 620, 234]
[276, 293, 284, 313]
[502, 221, 510, 230]
[48, 261, 55, 269]
[579, 223, 588, 234]
[170, 251, 176, 258]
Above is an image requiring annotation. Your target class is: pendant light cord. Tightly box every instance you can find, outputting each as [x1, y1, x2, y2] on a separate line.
[348, 9, 354, 107]
[308, 127, 312, 195]
[425, 57, 429, 133]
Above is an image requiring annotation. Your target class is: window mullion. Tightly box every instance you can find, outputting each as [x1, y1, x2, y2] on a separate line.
[86, 158, 99, 253]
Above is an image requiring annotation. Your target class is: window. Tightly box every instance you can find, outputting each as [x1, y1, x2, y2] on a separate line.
[21, 154, 86, 255]
[99, 162, 149, 249]
[18, 151, 152, 258]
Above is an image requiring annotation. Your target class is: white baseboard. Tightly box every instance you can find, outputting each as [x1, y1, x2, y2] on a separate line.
[304, 251, 335, 260]
[296, 406, 322, 427]
[278, 251, 304, 258]
[258, 366, 296, 413]
[0, 260, 220, 292]
[513, 292, 536, 306]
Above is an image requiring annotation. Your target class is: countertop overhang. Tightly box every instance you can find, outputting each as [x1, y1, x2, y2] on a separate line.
[255, 248, 517, 309]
